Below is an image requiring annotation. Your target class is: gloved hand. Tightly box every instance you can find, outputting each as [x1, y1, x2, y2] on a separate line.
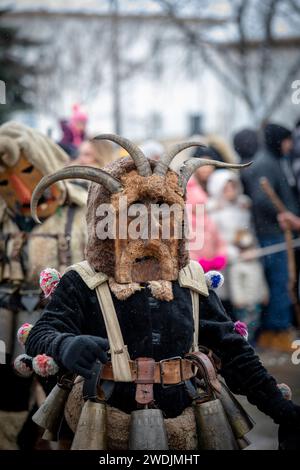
[279, 423, 300, 450]
[59, 335, 109, 379]
[247, 380, 300, 449]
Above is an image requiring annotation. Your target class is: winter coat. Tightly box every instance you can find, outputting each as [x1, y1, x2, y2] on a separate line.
[242, 149, 300, 238]
[25, 269, 281, 419]
[206, 170, 268, 305]
[186, 176, 227, 266]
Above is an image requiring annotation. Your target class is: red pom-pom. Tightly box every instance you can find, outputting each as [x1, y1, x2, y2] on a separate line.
[32, 354, 59, 377]
[40, 268, 61, 298]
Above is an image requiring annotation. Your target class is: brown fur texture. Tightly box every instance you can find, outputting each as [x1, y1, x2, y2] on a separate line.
[86, 158, 189, 280]
[148, 280, 173, 301]
[0, 411, 28, 450]
[65, 380, 197, 450]
[108, 277, 142, 301]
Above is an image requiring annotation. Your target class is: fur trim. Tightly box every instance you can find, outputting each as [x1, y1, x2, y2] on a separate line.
[148, 280, 173, 301]
[109, 277, 142, 300]
[109, 277, 174, 302]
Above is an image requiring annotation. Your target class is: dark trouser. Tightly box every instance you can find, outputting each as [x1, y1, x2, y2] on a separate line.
[258, 235, 293, 330]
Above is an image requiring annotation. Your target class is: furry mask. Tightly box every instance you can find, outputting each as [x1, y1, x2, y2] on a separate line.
[31, 134, 250, 283]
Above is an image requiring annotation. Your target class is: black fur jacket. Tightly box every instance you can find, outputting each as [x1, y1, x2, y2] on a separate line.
[26, 270, 290, 421]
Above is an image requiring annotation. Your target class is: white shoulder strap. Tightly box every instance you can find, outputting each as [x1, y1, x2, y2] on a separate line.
[179, 260, 208, 352]
[65, 261, 132, 382]
[65, 260, 107, 289]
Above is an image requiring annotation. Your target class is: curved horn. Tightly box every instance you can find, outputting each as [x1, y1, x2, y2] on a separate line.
[180, 159, 252, 193]
[0, 136, 20, 167]
[94, 133, 152, 177]
[154, 142, 206, 177]
[31, 165, 123, 224]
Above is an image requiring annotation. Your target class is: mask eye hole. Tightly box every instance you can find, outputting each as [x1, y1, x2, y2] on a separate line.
[22, 165, 34, 174]
[0, 179, 8, 186]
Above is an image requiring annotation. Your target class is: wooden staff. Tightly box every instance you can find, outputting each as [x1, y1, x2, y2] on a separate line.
[260, 177, 300, 326]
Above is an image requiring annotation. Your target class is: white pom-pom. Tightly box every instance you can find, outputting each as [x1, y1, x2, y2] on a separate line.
[205, 270, 224, 290]
[13, 354, 33, 377]
[32, 354, 59, 377]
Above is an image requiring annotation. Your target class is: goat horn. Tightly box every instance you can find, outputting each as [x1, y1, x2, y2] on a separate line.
[94, 133, 152, 177]
[31, 165, 123, 223]
[154, 142, 206, 177]
[180, 159, 252, 193]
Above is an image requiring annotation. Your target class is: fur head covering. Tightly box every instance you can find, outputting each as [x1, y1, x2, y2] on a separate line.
[30, 133, 249, 281]
[0, 121, 86, 207]
[85, 157, 189, 276]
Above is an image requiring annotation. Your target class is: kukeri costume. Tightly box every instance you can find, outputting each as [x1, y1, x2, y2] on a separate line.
[23, 134, 300, 450]
[0, 122, 87, 449]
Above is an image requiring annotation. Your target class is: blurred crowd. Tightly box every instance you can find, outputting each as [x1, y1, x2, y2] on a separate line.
[186, 121, 300, 351]
[53, 104, 300, 352]
[1, 107, 300, 449]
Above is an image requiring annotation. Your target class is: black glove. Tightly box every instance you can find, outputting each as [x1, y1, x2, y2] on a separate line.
[247, 379, 300, 449]
[59, 335, 109, 379]
[279, 423, 300, 450]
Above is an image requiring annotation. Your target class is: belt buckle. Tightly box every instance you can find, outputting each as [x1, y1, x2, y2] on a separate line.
[159, 356, 184, 389]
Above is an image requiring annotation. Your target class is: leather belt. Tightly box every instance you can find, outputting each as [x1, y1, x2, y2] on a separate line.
[100, 356, 195, 386]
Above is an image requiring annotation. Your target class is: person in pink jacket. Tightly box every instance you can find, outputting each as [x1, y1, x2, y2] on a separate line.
[186, 167, 227, 272]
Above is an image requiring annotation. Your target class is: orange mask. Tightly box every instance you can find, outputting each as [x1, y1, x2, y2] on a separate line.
[0, 153, 62, 219]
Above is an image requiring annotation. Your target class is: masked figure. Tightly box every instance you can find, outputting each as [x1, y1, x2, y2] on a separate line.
[26, 135, 300, 450]
[0, 122, 87, 449]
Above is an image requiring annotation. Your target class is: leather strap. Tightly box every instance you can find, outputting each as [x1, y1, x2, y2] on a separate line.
[100, 357, 195, 385]
[135, 357, 155, 405]
[186, 351, 221, 394]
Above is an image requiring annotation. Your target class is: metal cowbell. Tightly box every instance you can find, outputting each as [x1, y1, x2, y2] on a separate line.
[32, 383, 70, 439]
[194, 398, 239, 450]
[129, 409, 169, 450]
[71, 400, 107, 450]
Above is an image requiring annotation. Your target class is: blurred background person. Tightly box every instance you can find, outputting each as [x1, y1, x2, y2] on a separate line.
[242, 123, 300, 351]
[0, 122, 87, 449]
[58, 104, 88, 159]
[207, 169, 269, 340]
[140, 140, 165, 162]
[186, 154, 228, 279]
[233, 128, 259, 197]
[291, 118, 300, 195]
[76, 138, 116, 168]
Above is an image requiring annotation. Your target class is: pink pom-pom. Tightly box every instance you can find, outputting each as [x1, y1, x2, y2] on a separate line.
[14, 354, 33, 377]
[17, 323, 33, 346]
[40, 268, 61, 298]
[234, 321, 248, 341]
[32, 354, 59, 377]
